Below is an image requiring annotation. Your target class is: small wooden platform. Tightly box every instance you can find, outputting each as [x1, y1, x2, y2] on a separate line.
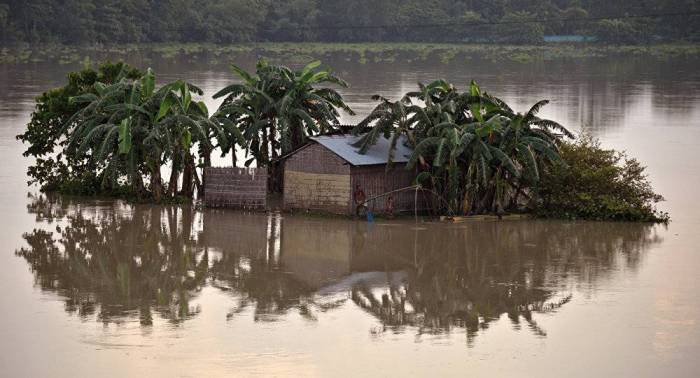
[439, 214, 532, 223]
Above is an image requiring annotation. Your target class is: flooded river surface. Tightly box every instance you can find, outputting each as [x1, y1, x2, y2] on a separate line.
[1, 50, 700, 377]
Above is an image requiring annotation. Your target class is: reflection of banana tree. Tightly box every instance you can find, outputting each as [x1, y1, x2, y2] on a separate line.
[208, 245, 346, 322]
[351, 269, 570, 342]
[17, 194, 662, 333]
[18, 196, 342, 325]
[210, 253, 314, 321]
[350, 220, 660, 344]
[16, 195, 207, 325]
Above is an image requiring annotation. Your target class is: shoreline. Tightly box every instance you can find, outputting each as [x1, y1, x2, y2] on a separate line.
[2, 42, 700, 65]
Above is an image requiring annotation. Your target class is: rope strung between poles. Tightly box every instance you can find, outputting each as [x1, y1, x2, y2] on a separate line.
[359, 185, 421, 207]
[357, 185, 457, 218]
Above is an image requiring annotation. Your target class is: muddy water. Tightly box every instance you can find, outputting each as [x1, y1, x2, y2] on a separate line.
[1, 52, 700, 377]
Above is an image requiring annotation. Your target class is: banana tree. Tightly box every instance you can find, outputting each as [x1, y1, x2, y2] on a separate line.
[213, 59, 354, 168]
[66, 68, 212, 201]
[493, 101, 573, 209]
[66, 75, 151, 195]
[147, 80, 212, 199]
[213, 59, 353, 192]
[356, 79, 572, 215]
[351, 95, 424, 164]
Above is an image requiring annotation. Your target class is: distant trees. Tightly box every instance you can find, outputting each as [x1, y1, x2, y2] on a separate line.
[593, 19, 646, 44]
[261, 0, 320, 42]
[0, 3, 10, 41]
[498, 11, 545, 44]
[0, 0, 697, 45]
[0, 0, 267, 44]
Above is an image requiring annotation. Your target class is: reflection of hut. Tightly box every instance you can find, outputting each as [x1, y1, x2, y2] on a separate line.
[200, 210, 270, 254]
[201, 210, 410, 291]
[282, 135, 422, 215]
[280, 217, 352, 288]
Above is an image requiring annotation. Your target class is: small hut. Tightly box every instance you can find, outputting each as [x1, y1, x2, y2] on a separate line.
[282, 135, 421, 215]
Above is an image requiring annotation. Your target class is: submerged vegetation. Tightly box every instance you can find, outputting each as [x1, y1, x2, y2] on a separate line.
[536, 136, 669, 222]
[18, 59, 668, 222]
[353, 79, 573, 216]
[17, 60, 351, 202]
[17, 61, 224, 202]
[17, 62, 143, 196]
[352, 80, 669, 222]
[3, 42, 700, 65]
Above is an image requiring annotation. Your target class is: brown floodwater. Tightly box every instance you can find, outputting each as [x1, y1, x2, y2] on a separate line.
[1, 50, 699, 377]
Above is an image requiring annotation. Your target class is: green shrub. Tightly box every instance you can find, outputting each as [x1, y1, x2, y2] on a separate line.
[535, 136, 669, 223]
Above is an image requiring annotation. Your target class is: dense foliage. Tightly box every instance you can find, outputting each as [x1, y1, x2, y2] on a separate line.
[17, 61, 142, 194]
[354, 79, 573, 215]
[18, 61, 228, 201]
[65, 69, 221, 201]
[213, 60, 353, 167]
[18, 60, 351, 200]
[213, 59, 353, 190]
[355, 79, 668, 222]
[1, 0, 698, 45]
[19, 59, 668, 222]
[535, 136, 669, 222]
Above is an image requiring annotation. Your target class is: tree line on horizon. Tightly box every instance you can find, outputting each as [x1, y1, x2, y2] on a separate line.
[1, 0, 698, 45]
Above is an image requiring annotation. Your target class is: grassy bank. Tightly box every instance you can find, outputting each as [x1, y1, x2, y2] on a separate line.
[2, 42, 700, 65]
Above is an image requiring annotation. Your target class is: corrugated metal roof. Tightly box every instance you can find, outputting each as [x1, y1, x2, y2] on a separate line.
[310, 134, 412, 166]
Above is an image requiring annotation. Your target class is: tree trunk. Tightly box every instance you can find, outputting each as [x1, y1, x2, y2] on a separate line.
[511, 181, 523, 209]
[476, 187, 494, 215]
[150, 166, 163, 203]
[462, 191, 470, 216]
[167, 169, 179, 197]
[180, 153, 195, 199]
[261, 129, 269, 164]
[269, 122, 278, 160]
[198, 147, 211, 200]
[133, 172, 146, 200]
[194, 169, 202, 198]
[168, 151, 180, 198]
[268, 123, 282, 192]
[203, 147, 212, 168]
[291, 122, 304, 152]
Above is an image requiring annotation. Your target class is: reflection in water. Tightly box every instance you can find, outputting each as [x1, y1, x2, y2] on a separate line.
[18, 195, 208, 325]
[1, 52, 697, 376]
[349, 221, 660, 343]
[17, 194, 662, 344]
[2, 55, 699, 139]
